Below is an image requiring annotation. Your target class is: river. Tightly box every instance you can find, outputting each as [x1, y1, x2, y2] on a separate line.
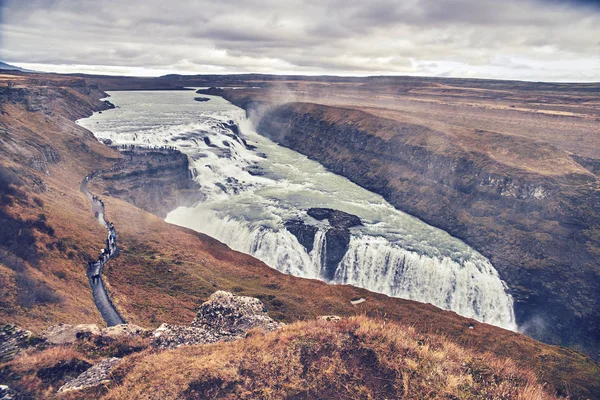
[78, 89, 517, 330]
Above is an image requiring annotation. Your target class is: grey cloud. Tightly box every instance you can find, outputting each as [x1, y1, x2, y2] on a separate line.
[1, 0, 599, 81]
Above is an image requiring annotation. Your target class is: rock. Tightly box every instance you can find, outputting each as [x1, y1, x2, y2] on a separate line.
[58, 357, 121, 393]
[320, 227, 351, 280]
[192, 291, 281, 335]
[286, 208, 363, 280]
[0, 324, 38, 363]
[350, 298, 366, 305]
[0, 385, 17, 400]
[41, 323, 100, 345]
[307, 208, 362, 229]
[152, 324, 218, 350]
[37, 358, 92, 386]
[100, 324, 147, 339]
[284, 219, 318, 252]
[152, 291, 281, 350]
[318, 315, 342, 322]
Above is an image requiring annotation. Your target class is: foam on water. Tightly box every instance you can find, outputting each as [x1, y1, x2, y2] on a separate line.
[78, 90, 517, 330]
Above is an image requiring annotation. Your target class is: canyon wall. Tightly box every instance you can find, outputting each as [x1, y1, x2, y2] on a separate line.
[99, 148, 204, 218]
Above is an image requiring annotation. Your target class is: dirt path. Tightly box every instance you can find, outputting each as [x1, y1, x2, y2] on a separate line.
[80, 174, 126, 326]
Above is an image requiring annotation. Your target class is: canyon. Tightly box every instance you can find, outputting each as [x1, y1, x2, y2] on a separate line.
[0, 71, 599, 398]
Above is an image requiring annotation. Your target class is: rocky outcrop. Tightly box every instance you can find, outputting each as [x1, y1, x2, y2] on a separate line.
[152, 291, 281, 350]
[100, 324, 147, 339]
[152, 324, 217, 350]
[99, 147, 204, 218]
[58, 357, 121, 393]
[0, 325, 37, 363]
[37, 358, 92, 387]
[0, 385, 17, 400]
[286, 208, 362, 280]
[191, 291, 281, 333]
[39, 323, 147, 345]
[317, 315, 342, 322]
[41, 323, 101, 345]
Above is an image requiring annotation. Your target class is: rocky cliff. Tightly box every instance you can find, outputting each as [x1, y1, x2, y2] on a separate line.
[220, 97, 600, 360]
[98, 147, 204, 218]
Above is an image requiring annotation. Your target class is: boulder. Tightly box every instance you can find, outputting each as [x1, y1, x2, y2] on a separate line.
[41, 323, 100, 345]
[100, 324, 147, 339]
[152, 324, 218, 350]
[317, 315, 342, 322]
[152, 291, 281, 350]
[58, 357, 121, 393]
[192, 291, 281, 335]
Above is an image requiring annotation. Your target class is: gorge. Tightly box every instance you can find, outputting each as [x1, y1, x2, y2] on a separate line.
[78, 90, 517, 330]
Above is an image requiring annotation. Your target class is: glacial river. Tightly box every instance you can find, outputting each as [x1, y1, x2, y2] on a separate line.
[78, 90, 517, 330]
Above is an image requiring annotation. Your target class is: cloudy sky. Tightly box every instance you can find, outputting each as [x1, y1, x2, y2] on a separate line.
[1, 0, 599, 81]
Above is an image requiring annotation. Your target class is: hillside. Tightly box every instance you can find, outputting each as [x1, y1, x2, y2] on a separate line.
[0, 72, 599, 398]
[106, 316, 561, 399]
[0, 62, 31, 73]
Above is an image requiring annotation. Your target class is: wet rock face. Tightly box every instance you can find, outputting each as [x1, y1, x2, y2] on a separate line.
[286, 208, 362, 280]
[284, 220, 318, 252]
[321, 228, 350, 280]
[152, 291, 281, 350]
[307, 208, 362, 229]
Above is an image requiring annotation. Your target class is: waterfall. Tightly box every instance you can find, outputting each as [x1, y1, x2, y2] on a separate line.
[169, 208, 315, 278]
[310, 229, 327, 277]
[335, 236, 516, 330]
[172, 206, 517, 330]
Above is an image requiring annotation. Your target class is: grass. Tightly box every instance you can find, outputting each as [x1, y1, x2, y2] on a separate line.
[1, 346, 92, 397]
[104, 317, 556, 399]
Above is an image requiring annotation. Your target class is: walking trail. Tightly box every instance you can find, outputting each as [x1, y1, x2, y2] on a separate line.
[80, 173, 126, 326]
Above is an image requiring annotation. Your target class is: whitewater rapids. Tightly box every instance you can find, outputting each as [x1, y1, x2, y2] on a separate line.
[78, 90, 517, 330]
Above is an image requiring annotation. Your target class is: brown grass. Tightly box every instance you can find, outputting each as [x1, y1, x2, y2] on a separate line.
[1, 346, 92, 397]
[104, 317, 556, 399]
